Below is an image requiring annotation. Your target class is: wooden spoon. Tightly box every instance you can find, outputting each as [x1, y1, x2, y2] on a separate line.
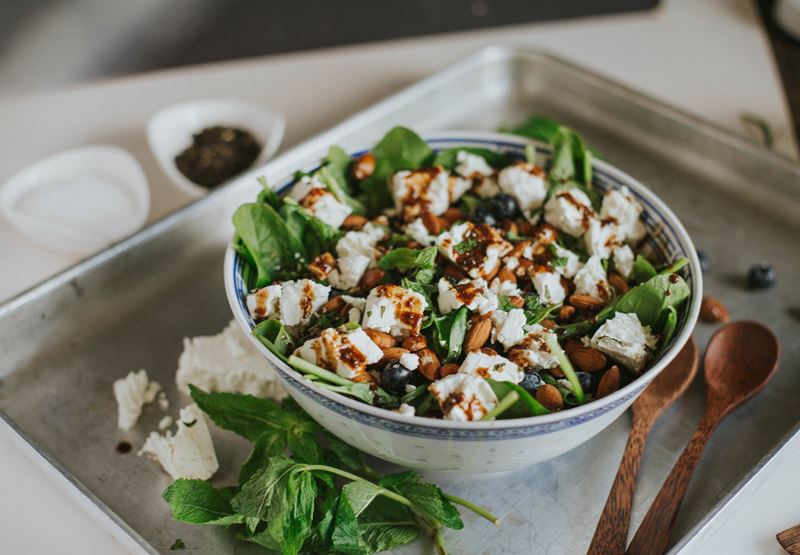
[777, 523, 800, 554]
[626, 321, 780, 555]
[587, 337, 699, 555]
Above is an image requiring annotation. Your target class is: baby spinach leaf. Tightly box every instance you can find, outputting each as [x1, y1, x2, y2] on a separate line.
[432, 306, 468, 362]
[378, 246, 437, 272]
[487, 379, 550, 417]
[658, 305, 678, 351]
[162, 480, 244, 526]
[279, 199, 341, 260]
[252, 319, 293, 362]
[256, 176, 281, 209]
[317, 165, 367, 215]
[615, 273, 690, 327]
[233, 203, 306, 286]
[432, 147, 511, 170]
[632, 255, 657, 284]
[504, 115, 560, 143]
[324, 146, 354, 191]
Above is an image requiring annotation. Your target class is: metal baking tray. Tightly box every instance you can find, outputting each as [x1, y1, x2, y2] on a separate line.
[1, 47, 798, 554]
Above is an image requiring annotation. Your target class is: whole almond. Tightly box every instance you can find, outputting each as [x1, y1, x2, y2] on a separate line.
[359, 268, 385, 290]
[440, 363, 459, 377]
[569, 294, 606, 311]
[307, 252, 336, 280]
[596, 365, 621, 398]
[364, 329, 396, 349]
[465, 318, 492, 352]
[321, 296, 346, 314]
[508, 295, 525, 308]
[540, 319, 556, 330]
[417, 348, 441, 381]
[535, 223, 559, 244]
[700, 296, 729, 323]
[421, 211, 442, 235]
[563, 339, 583, 355]
[549, 365, 565, 378]
[608, 272, 630, 294]
[380, 347, 409, 363]
[352, 153, 376, 180]
[507, 240, 531, 260]
[536, 384, 564, 411]
[570, 347, 607, 372]
[342, 214, 368, 230]
[480, 347, 499, 356]
[442, 207, 464, 225]
[484, 263, 501, 282]
[558, 305, 576, 322]
[517, 220, 536, 236]
[497, 267, 518, 284]
[402, 334, 427, 352]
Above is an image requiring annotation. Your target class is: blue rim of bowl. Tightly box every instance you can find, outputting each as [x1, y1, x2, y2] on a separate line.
[225, 132, 702, 440]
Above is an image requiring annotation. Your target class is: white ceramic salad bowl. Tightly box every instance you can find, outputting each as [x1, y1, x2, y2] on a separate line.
[224, 131, 702, 474]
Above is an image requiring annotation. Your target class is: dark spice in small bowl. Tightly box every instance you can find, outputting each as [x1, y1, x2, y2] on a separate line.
[175, 126, 262, 189]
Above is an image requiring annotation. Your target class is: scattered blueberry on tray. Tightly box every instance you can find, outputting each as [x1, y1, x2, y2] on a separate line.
[747, 261, 776, 290]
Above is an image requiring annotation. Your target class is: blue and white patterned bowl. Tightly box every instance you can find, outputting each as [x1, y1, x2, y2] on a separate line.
[224, 132, 702, 473]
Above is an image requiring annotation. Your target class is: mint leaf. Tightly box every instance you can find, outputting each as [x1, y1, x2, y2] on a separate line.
[377, 246, 437, 271]
[432, 147, 511, 170]
[266, 468, 317, 555]
[232, 456, 297, 521]
[170, 538, 186, 550]
[162, 480, 243, 526]
[453, 239, 479, 254]
[379, 472, 464, 530]
[341, 481, 384, 517]
[239, 431, 288, 484]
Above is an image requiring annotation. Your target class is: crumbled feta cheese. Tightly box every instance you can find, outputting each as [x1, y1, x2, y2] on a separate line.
[544, 188, 595, 237]
[573, 255, 611, 301]
[489, 276, 522, 297]
[584, 218, 624, 259]
[455, 150, 494, 178]
[399, 352, 420, 371]
[405, 217, 434, 245]
[329, 223, 385, 289]
[288, 176, 352, 228]
[458, 350, 522, 383]
[490, 309, 528, 350]
[507, 324, 560, 370]
[158, 416, 173, 431]
[340, 295, 367, 323]
[280, 279, 330, 327]
[600, 186, 646, 242]
[295, 327, 383, 380]
[530, 270, 567, 305]
[474, 176, 501, 198]
[497, 163, 548, 219]
[436, 277, 498, 315]
[157, 391, 169, 410]
[429, 374, 499, 421]
[139, 404, 219, 480]
[246, 284, 282, 322]
[113, 369, 161, 431]
[362, 284, 427, 338]
[550, 243, 583, 278]
[175, 320, 287, 399]
[613, 244, 635, 279]
[396, 403, 416, 417]
[391, 168, 453, 220]
[436, 222, 513, 279]
[591, 312, 657, 371]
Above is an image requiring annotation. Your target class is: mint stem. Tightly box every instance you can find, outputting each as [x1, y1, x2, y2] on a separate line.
[444, 494, 501, 526]
[299, 464, 416, 510]
[480, 391, 519, 421]
[545, 334, 584, 403]
[434, 527, 449, 555]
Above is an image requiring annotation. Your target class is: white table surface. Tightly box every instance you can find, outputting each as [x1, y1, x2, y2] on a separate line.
[1, 0, 797, 553]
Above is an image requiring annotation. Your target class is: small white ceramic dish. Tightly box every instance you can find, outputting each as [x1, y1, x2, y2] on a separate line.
[224, 131, 703, 474]
[0, 145, 150, 256]
[147, 98, 285, 197]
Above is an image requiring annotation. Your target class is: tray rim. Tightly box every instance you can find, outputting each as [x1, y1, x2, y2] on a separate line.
[1, 45, 798, 553]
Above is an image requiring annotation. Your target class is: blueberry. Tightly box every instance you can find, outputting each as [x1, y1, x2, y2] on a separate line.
[747, 261, 776, 290]
[576, 371, 596, 394]
[519, 372, 544, 394]
[490, 193, 519, 220]
[380, 361, 412, 395]
[471, 207, 497, 226]
[697, 250, 711, 273]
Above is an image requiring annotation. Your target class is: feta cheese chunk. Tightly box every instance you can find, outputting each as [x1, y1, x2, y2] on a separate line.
[362, 284, 427, 338]
[246, 284, 282, 322]
[490, 309, 528, 350]
[613, 244, 635, 279]
[591, 312, 657, 371]
[506, 324, 559, 370]
[294, 327, 383, 379]
[288, 175, 352, 228]
[340, 295, 367, 323]
[489, 275, 522, 297]
[544, 188, 595, 237]
[391, 167, 469, 221]
[405, 217, 435, 246]
[175, 319, 287, 400]
[436, 222, 513, 279]
[399, 352, 420, 371]
[458, 350, 522, 383]
[455, 150, 494, 178]
[573, 255, 612, 301]
[436, 277, 498, 315]
[429, 374, 499, 421]
[396, 403, 416, 417]
[497, 162, 548, 219]
[113, 369, 161, 431]
[329, 223, 385, 289]
[584, 218, 624, 259]
[550, 243, 582, 278]
[600, 186, 646, 242]
[283, 279, 331, 327]
[530, 269, 567, 306]
[139, 404, 219, 480]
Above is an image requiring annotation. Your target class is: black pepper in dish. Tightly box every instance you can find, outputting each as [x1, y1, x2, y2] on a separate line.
[175, 126, 262, 188]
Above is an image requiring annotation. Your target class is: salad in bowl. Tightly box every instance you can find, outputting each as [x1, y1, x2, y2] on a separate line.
[225, 125, 700, 471]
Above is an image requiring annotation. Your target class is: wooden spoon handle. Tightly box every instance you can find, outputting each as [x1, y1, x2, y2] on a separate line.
[626, 410, 720, 555]
[587, 415, 651, 555]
